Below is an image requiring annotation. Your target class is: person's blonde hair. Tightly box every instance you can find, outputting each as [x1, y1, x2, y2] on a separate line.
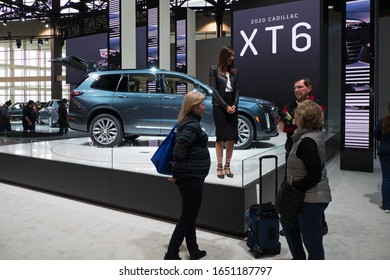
[178, 91, 205, 123]
[295, 100, 323, 129]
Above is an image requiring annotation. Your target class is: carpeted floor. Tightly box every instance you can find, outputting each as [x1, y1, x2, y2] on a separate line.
[0, 150, 388, 260]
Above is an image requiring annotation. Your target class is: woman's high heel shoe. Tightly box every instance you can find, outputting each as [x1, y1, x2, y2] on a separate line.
[217, 164, 225, 179]
[224, 163, 234, 178]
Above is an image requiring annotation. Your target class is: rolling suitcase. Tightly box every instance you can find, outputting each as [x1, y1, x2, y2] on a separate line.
[245, 155, 281, 258]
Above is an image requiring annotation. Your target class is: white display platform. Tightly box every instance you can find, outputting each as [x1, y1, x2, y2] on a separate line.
[0, 133, 287, 187]
[0, 128, 338, 235]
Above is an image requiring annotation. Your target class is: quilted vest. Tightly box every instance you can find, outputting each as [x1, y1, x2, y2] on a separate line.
[286, 129, 332, 204]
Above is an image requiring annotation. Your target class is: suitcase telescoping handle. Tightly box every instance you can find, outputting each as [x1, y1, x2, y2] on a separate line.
[259, 155, 278, 206]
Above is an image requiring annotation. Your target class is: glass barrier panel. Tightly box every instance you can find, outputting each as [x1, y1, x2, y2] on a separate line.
[242, 145, 286, 187]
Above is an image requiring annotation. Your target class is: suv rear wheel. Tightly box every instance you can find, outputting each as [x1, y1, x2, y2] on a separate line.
[235, 115, 254, 150]
[89, 114, 124, 147]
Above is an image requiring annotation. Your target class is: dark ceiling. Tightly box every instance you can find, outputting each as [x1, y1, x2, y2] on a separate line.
[1, 0, 389, 40]
[0, 0, 239, 38]
[0, 0, 241, 38]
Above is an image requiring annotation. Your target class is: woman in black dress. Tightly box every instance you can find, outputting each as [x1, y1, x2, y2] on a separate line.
[209, 45, 239, 178]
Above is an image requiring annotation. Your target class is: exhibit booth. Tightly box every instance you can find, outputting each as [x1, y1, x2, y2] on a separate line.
[2, 0, 386, 235]
[0, 129, 339, 236]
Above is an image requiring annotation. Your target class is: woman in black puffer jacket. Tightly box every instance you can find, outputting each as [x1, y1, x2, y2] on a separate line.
[164, 91, 211, 261]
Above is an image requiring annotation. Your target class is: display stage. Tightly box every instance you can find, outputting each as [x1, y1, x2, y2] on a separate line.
[0, 132, 339, 236]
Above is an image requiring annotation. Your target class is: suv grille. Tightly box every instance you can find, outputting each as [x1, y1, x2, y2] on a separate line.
[262, 105, 278, 132]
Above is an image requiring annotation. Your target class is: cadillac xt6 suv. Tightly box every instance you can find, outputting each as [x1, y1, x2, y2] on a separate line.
[67, 69, 279, 149]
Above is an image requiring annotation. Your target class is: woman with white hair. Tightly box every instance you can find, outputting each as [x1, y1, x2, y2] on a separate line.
[279, 100, 331, 260]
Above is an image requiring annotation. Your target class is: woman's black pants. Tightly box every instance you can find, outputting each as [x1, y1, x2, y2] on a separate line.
[166, 177, 204, 257]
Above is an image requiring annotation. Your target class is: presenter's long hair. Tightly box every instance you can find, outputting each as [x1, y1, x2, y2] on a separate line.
[218, 45, 236, 74]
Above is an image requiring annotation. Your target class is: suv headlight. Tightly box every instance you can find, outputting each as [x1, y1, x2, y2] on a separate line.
[258, 103, 276, 111]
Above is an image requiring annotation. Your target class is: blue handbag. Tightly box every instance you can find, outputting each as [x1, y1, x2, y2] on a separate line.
[151, 123, 178, 175]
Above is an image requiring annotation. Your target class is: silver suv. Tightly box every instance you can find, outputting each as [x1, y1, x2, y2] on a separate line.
[68, 69, 278, 149]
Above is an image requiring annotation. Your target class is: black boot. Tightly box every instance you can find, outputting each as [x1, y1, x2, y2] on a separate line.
[164, 253, 181, 260]
[190, 250, 207, 260]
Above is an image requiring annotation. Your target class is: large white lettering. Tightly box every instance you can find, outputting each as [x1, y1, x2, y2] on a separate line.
[265, 25, 284, 54]
[240, 29, 258, 56]
[292, 22, 311, 52]
[239, 22, 312, 56]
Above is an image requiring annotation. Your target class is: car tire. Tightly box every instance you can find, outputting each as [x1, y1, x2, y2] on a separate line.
[89, 114, 124, 147]
[235, 115, 254, 150]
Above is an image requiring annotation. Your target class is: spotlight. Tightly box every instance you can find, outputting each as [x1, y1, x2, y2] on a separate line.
[45, 21, 49, 28]
[30, 37, 34, 44]
[2, 20, 6, 26]
[16, 39, 21, 48]
[45, 38, 49, 43]
[38, 38, 43, 45]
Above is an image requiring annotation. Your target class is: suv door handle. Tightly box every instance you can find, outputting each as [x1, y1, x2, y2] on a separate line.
[117, 95, 127, 99]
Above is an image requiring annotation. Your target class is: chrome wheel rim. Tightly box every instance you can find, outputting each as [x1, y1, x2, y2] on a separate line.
[92, 117, 118, 145]
[237, 118, 250, 147]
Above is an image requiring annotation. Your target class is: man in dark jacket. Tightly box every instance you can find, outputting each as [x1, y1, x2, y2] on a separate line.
[0, 100, 12, 133]
[278, 77, 326, 156]
[278, 77, 328, 236]
[58, 98, 68, 135]
[22, 100, 36, 134]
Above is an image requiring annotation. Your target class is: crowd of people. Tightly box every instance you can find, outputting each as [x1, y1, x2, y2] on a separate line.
[0, 99, 68, 135]
[164, 44, 386, 261]
[1, 45, 387, 261]
[164, 45, 333, 261]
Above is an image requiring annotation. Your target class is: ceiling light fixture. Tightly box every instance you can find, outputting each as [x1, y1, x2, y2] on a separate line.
[38, 38, 43, 45]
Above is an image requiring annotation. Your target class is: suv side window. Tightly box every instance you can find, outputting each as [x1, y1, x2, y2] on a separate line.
[91, 74, 122, 91]
[161, 75, 202, 95]
[116, 74, 157, 93]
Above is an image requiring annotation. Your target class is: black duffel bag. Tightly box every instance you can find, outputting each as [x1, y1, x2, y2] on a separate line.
[275, 178, 305, 223]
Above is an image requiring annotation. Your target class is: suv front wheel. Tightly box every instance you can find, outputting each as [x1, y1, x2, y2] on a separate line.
[235, 115, 255, 150]
[89, 114, 124, 147]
